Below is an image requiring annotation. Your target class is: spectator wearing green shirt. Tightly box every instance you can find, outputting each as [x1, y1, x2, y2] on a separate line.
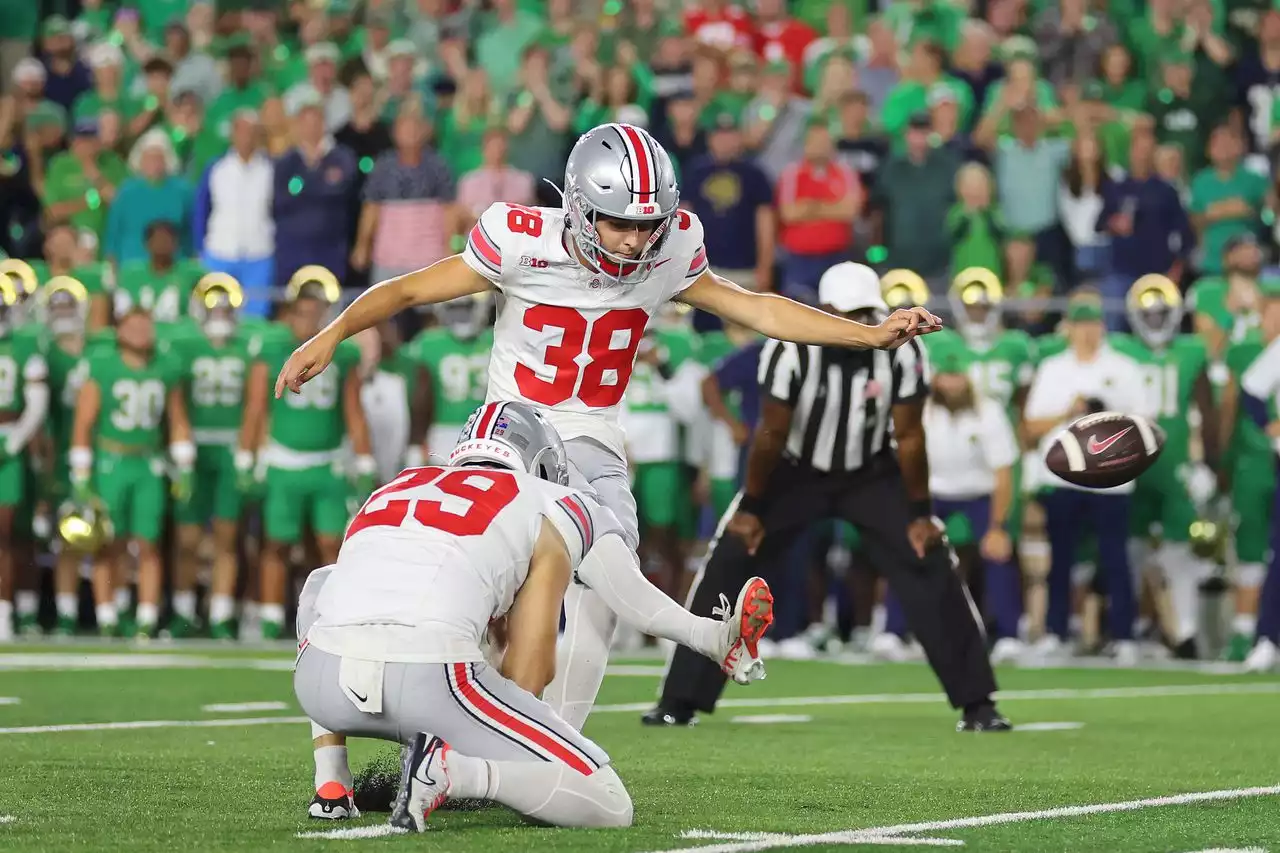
[439, 68, 499, 179]
[1085, 43, 1147, 169]
[203, 40, 274, 149]
[505, 46, 573, 205]
[474, 0, 547, 98]
[1147, 52, 1221, 174]
[377, 40, 427, 124]
[41, 117, 127, 252]
[72, 43, 134, 125]
[105, 128, 193, 266]
[883, 0, 965, 53]
[947, 162, 1006, 278]
[1189, 124, 1268, 274]
[881, 41, 974, 153]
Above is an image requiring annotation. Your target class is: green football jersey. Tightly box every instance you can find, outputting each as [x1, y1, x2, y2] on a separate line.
[258, 334, 360, 454]
[28, 260, 110, 299]
[1112, 333, 1208, 462]
[0, 329, 47, 417]
[405, 328, 493, 427]
[695, 331, 738, 369]
[109, 259, 205, 324]
[84, 344, 184, 449]
[1225, 331, 1272, 460]
[924, 328, 1036, 413]
[1186, 275, 1267, 344]
[170, 323, 256, 441]
[43, 337, 89, 451]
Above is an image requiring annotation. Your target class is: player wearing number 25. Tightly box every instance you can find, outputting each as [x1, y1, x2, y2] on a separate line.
[69, 307, 193, 638]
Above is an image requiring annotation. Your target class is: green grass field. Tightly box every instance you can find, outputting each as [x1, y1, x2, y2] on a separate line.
[1, 643, 1278, 852]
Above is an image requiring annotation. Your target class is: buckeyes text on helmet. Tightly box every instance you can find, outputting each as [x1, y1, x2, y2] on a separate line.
[562, 123, 680, 285]
[450, 400, 571, 487]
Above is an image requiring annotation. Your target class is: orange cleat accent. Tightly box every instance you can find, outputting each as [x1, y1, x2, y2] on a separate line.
[316, 781, 348, 800]
[737, 576, 774, 658]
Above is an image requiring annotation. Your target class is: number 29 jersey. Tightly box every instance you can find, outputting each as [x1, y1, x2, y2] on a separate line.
[308, 464, 620, 664]
[460, 203, 709, 458]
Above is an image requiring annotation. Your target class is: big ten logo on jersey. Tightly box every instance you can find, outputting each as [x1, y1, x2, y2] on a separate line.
[345, 465, 520, 540]
[110, 378, 165, 431]
[439, 352, 488, 403]
[191, 356, 244, 407]
[285, 366, 339, 410]
[519, 255, 550, 269]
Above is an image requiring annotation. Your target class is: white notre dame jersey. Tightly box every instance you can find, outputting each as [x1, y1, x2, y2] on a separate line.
[460, 203, 709, 458]
[306, 464, 619, 664]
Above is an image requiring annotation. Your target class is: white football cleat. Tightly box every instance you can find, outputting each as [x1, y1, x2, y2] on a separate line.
[989, 637, 1025, 665]
[713, 576, 775, 685]
[390, 733, 452, 833]
[309, 782, 360, 820]
[1244, 638, 1278, 673]
[870, 632, 909, 662]
[1112, 640, 1140, 668]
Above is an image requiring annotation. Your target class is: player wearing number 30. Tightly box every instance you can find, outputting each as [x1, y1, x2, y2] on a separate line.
[275, 123, 941, 735]
[69, 308, 193, 638]
[294, 401, 775, 831]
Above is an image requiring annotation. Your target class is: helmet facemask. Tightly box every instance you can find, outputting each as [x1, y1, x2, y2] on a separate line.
[948, 270, 1003, 348]
[190, 281, 242, 343]
[564, 182, 675, 285]
[438, 295, 488, 341]
[47, 290, 87, 337]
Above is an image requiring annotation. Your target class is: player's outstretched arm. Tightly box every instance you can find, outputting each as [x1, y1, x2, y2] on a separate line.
[274, 257, 492, 397]
[678, 270, 942, 350]
[69, 377, 101, 489]
[504, 522, 573, 695]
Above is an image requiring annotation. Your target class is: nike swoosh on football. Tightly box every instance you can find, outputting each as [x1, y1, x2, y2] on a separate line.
[1087, 426, 1134, 455]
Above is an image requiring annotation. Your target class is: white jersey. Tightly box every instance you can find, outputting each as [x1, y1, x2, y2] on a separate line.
[460, 203, 709, 458]
[307, 464, 619, 664]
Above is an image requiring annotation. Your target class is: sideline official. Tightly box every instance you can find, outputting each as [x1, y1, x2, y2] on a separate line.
[644, 263, 1009, 732]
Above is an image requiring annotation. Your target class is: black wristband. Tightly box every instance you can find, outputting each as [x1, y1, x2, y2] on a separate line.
[908, 498, 933, 520]
[738, 493, 767, 516]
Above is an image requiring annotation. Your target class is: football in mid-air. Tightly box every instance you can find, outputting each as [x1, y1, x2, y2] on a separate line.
[1045, 411, 1166, 490]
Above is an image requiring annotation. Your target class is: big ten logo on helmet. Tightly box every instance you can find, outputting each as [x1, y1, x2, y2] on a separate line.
[519, 255, 550, 269]
[624, 203, 659, 216]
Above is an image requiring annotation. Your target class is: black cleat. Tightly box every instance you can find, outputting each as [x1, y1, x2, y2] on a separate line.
[957, 702, 1013, 732]
[1172, 638, 1198, 660]
[641, 704, 698, 727]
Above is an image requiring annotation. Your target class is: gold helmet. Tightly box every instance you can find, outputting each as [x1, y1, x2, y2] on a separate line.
[1189, 511, 1229, 562]
[37, 276, 89, 338]
[190, 272, 244, 340]
[880, 269, 929, 310]
[0, 265, 21, 336]
[286, 265, 341, 305]
[949, 267, 1003, 345]
[0, 258, 39, 305]
[57, 496, 114, 556]
[1127, 274, 1182, 349]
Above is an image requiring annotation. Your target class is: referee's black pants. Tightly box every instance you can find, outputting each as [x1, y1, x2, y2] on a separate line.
[659, 455, 998, 713]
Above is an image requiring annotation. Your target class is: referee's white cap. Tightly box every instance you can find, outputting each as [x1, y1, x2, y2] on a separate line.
[818, 262, 889, 313]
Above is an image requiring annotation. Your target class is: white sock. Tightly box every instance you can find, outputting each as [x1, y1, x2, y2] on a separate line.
[15, 591, 37, 617]
[1233, 613, 1258, 636]
[95, 602, 118, 628]
[1161, 544, 1201, 644]
[313, 745, 352, 791]
[114, 588, 131, 613]
[136, 602, 159, 629]
[0, 600, 11, 624]
[260, 603, 285, 625]
[56, 593, 78, 619]
[447, 753, 632, 828]
[209, 594, 235, 624]
[542, 583, 616, 732]
[574, 535, 726, 659]
[172, 591, 196, 620]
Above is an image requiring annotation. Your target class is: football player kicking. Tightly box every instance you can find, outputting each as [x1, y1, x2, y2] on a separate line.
[293, 401, 774, 831]
[277, 123, 939, 776]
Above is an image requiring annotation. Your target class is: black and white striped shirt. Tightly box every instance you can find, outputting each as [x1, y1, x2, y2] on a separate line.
[757, 338, 931, 473]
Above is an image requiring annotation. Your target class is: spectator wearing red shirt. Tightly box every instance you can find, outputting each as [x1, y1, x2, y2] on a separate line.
[776, 120, 863, 304]
[684, 0, 757, 52]
[754, 0, 817, 95]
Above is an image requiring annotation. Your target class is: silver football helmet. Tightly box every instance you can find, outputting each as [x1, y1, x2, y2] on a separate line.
[437, 293, 491, 341]
[563, 122, 680, 285]
[450, 401, 570, 486]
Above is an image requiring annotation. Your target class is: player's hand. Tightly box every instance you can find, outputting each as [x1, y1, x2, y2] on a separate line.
[980, 527, 1013, 563]
[275, 327, 340, 398]
[726, 511, 765, 555]
[71, 477, 94, 505]
[907, 516, 946, 560]
[867, 307, 943, 350]
[730, 420, 750, 446]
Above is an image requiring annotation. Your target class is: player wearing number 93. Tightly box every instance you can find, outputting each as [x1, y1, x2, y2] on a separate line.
[69, 307, 193, 638]
[294, 400, 775, 831]
[275, 122, 940, 751]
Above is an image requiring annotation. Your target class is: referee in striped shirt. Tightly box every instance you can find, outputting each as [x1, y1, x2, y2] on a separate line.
[645, 263, 1009, 732]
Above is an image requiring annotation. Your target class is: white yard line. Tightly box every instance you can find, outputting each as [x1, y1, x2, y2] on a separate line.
[730, 715, 813, 725]
[592, 682, 1280, 715]
[1, 683, 1277, 735]
[644, 785, 1280, 853]
[0, 653, 292, 671]
[201, 701, 288, 713]
[0, 698, 19, 705]
[0, 816, 14, 824]
[1009, 722, 1084, 732]
[295, 825, 409, 840]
